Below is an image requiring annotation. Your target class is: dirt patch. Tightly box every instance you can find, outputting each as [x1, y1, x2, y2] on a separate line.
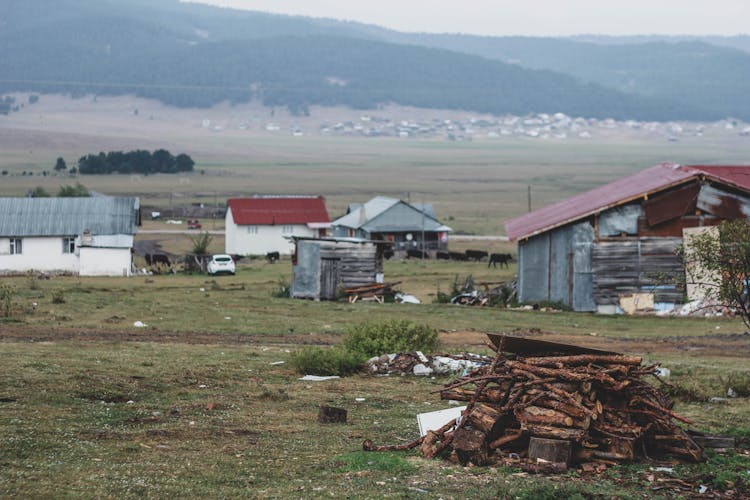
[0, 325, 337, 346]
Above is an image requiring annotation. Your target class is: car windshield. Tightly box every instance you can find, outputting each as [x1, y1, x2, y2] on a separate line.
[214, 257, 231, 262]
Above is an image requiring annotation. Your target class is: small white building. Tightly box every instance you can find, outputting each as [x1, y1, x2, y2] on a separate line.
[225, 196, 330, 256]
[0, 197, 140, 276]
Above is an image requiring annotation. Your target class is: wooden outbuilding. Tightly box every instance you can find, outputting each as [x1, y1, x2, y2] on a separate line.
[504, 163, 750, 313]
[289, 237, 391, 300]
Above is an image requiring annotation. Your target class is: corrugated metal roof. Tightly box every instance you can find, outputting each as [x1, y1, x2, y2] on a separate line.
[0, 197, 139, 237]
[227, 197, 330, 225]
[333, 196, 449, 232]
[504, 163, 750, 241]
[333, 196, 400, 229]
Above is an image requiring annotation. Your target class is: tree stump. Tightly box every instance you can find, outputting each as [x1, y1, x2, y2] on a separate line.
[528, 437, 572, 466]
[318, 405, 347, 424]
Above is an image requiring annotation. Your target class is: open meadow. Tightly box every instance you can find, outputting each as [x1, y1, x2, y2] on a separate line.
[1, 259, 750, 498]
[2, 96, 750, 497]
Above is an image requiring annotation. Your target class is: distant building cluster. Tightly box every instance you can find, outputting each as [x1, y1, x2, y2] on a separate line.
[201, 113, 750, 142]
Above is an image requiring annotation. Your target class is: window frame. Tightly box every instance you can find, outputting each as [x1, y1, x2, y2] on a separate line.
[9, 238, 22, 255]
[63, 236, 76, 254]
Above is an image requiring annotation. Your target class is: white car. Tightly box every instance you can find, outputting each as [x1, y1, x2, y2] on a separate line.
[207, 254, 236, 275]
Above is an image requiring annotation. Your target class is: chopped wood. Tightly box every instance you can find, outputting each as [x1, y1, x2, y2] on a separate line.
[365, 333, 705, 471]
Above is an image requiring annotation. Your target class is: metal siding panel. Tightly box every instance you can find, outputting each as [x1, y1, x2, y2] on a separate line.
[598, 204, 643, 236]
[572, 222, 596, 311]
[290, 241, 321, 299]
[518, 233, 550, 303]
[549, 226, 571, 305]
[697, 184, 750, 219]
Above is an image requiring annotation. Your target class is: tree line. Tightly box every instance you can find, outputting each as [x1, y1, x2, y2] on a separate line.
[77, 150, 195, 175]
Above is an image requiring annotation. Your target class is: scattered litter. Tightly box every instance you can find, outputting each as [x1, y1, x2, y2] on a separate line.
[365, 351, 489, 376]
[417, 406, 465, 437]
[199, 287, 205, 292]
[198, 384, 207, 388]
[355, 397, 366, 402]
[298, 375, 340, 381]
[133, 321, 146, 328]
[270, 361, 285, 366]
[709, 397, 728, 404]
[126, 400, 135, 405]
[698, 485, 708, 494]
[655, 367, 671, 378]
[395, 293, 421, 304]
[652, 467, 674, 473]
[727, 388, 738, 398]
[224, 316, 231, 320]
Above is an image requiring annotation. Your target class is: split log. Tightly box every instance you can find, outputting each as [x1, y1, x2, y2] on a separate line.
[516, 405, 589, 429]
[441, 386, 509, 402]
[489, 429, 524, 449]
[523, 424, 586, 441]
[466, 403, 504, 434]
[528, 437, 572, 466]
[453, 428, 490, 466]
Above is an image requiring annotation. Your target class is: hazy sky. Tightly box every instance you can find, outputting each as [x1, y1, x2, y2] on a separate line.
[192, 0, 749, 37]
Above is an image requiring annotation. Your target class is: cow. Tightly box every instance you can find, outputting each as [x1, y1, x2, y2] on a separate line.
[436, 251, 451, 260]
[145, 253, 171, 267]
[488, 253, 514, 268]
[266, 251, 280, 263]
[406, 249, 429, 259]
[382, 249, 395, 260]
[449, 251, 467, 261]
[464, 249, 488, 262]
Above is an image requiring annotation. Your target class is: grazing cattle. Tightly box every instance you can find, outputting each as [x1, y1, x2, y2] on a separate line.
[406, 249, 429, 259]
[383, 249, 395, 260]
[436, 251, 451, 260]
[464, 249, 489, 262]
[449, 251, 467, 261]
[488, 253, 514, 268]
[266, 251, 280, 263]
[145, 253, 171, 267]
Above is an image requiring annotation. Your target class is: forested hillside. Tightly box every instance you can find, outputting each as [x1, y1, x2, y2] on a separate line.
[1, 0, 747, 120]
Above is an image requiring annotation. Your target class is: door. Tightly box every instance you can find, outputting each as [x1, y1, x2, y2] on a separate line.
[320, 258, 341, 300]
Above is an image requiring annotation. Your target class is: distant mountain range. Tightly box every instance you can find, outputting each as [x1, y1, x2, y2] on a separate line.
[1, 0, 748, 121]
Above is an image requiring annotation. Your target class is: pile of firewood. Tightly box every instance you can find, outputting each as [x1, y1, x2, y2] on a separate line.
[364, 336, 703, 471]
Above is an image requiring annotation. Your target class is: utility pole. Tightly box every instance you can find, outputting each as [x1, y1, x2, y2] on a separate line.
[527, 185, 532, 213]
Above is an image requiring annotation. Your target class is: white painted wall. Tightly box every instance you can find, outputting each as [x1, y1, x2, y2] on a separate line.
[0, 236, 78, 273]
[225, 210, 316, 255]
[79, 247, 132, 277]
[0, 236, 133, 276]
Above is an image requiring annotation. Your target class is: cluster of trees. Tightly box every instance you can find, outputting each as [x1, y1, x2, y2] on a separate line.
[30, 183, 90, 198]
[77, 150, 195, 175]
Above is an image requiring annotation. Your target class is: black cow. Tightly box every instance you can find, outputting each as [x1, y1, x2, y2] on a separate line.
[145, 253, 171, 267]
[465, 249, 488, 262]
[449, 251, 467, 261]
[488, 253, 514, 268]
[266, 251, 280, 263]
[406, 249, 429, 259]
[383, 249, 394, 260]
[436, 251, 451, 260]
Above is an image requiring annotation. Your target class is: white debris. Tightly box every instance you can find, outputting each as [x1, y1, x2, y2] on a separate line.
[133, 321, 146, 328]
[298, 375, 340, 381]
[413, 363, 434, 376]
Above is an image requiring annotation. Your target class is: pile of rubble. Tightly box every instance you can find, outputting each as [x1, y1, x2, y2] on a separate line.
[364, 335, 704, 471]
[365, 351, 488, 377]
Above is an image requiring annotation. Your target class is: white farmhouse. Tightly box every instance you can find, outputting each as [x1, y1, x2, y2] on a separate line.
[225, 196, 330, 256]
[0, 197, 140, 276]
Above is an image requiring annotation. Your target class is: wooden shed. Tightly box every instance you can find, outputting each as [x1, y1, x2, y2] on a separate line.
[504, 163, 750, 313]
[289, 237, 390, 300]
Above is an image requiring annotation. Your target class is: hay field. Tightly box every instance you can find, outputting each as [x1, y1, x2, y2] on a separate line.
[2, 95, 750, 234]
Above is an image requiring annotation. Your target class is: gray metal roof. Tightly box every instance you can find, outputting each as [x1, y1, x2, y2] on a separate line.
[0, 197, 139, 237]
[333, 196, 450, 232]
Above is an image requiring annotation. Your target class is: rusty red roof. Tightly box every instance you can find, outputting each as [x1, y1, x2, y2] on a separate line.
[504, 163, 750, 241]
[228, 197, 330, 225]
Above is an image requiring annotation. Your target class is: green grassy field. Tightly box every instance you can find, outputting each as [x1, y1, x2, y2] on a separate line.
[1, 263, 749, 498]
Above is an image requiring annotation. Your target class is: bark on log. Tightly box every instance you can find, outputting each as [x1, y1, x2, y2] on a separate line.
[466, 403, 504, 434]
[453, 428, 490, 466]
[523, 355, 643, 367]
[523, 424, 585, 441]
[488, 429, 524, 449]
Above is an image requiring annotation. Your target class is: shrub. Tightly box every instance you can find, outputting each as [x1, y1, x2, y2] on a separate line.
[51, 289, 65, 304]
[0, 284, 13, 317]
[291, 346, 365, 376]
[270, 277, 290, 298]
[343, 319, 439, 358]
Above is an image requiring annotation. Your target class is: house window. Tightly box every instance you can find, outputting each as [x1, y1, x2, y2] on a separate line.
[246, 226, 258, 234]
[63, 237, 76, 254]
[9, 238, 22, 255]
[282, 225, 294, 234]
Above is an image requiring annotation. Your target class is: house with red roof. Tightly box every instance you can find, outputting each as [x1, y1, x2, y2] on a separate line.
[225, 196, 330, 256]
[504, 163, 750, 313]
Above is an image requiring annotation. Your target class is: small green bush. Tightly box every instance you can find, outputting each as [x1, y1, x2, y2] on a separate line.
[51, 289, 65, 304]
[343, 319, 439, 358]
[0, 284, 14, 317]
[290, 347, 365, 376]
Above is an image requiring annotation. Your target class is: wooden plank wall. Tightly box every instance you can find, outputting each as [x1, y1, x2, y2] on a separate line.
[320, 243, 378, 288]
[592, 237, 684, 305]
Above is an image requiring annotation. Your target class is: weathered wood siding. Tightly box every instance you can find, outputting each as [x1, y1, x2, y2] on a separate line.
[319, 243, 378, 289]
[592, 237, 684, 305]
